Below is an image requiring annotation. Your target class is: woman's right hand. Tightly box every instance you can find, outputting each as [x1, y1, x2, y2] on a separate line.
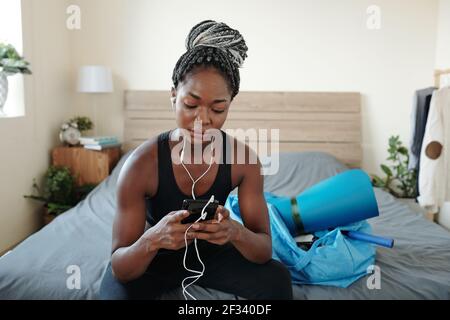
[143, 210, 193, 251]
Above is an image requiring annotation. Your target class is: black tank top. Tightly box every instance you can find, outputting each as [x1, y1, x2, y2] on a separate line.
[145, 129, 233, 225]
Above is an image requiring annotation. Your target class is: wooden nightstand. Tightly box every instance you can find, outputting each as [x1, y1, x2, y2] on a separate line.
[51, 145, 122, 186]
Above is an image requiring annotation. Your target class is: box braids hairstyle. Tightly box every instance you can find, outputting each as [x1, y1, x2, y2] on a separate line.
[172, 20, 248, 100]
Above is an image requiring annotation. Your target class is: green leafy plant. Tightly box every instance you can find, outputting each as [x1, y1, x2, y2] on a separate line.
[0, 43, 32, 75]
[68, 116, 93, 133]
[24, 166, 97, 215]
[371, 135, 417, 198]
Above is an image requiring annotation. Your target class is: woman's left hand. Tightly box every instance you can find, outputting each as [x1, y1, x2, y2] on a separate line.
[187, 205, 241, 245]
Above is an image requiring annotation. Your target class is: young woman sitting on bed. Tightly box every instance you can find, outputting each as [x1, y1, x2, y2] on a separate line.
[99, 20, 293, 300]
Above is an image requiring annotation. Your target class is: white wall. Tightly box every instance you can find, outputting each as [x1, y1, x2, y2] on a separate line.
[0, 0, 74, 253]
[70, 0, 439, 176]
[69, 0, 126, 139]
[436, 0, 450, 69]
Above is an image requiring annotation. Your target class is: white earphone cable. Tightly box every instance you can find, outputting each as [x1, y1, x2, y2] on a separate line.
[180, 133, 216, 300]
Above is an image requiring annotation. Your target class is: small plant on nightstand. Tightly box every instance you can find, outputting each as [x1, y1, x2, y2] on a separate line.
[68, 116, 93, 133]
[24, 165, 96, 224]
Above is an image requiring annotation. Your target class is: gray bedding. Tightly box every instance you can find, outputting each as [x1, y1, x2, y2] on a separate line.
[0, 151, 449, 300]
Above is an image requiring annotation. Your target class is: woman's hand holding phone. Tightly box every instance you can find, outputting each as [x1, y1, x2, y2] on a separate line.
[186, 205, 242, 245]
[144, 210, 194, 251]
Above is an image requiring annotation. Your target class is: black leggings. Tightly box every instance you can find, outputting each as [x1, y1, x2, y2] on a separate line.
[99, 241, 292, 300]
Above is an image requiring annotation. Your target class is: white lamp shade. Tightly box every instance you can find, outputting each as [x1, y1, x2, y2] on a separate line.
[77, 65, 114, 93]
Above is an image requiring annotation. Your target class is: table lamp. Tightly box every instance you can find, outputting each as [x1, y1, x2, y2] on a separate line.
[77, 65, 114, 135]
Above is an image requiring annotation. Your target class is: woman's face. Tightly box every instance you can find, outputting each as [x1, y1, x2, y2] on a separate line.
[172, 66, 232, 143]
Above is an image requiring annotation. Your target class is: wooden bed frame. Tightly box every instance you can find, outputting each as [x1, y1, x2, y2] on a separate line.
[123, 91, 362, 167]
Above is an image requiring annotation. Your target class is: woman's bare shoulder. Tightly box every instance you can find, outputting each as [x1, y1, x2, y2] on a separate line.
[118, 136, 159, 197]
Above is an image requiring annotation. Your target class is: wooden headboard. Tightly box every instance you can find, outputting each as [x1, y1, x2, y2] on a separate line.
[124, 91, 362, 167]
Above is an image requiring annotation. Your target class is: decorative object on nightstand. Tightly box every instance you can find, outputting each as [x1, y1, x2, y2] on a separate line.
[59, 122, 81, 146]
[51, 145, 121, 186]
[77, 65, 114, 136]
[59, 116, 94, 146]
[0, 43, 32, 116]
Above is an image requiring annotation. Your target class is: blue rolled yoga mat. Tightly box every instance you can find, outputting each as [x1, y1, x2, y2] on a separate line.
[270, 169, 380, 235]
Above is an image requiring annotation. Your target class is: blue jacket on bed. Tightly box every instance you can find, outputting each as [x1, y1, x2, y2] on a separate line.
[225, 193, 376, 288]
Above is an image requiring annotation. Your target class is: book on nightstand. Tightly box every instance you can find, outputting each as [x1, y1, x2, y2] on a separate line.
[79, 136, 118, 145]
[79, 136, 120, 150]
[83, 141, 122, 151]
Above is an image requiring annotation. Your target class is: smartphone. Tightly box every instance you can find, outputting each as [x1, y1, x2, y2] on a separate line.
[181, 199, 219, 224]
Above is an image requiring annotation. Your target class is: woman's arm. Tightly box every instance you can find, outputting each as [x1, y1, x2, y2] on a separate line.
[230, 157, 272, 264]
[110, 147, 160, 283]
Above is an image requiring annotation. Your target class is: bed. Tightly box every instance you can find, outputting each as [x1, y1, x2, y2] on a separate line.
[1, 91, 449, 299]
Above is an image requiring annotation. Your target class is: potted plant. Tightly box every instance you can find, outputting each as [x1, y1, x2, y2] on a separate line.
[0, 43, 32, 115]
[68, 116, 94, 133]
[24, 165, 96, 225]
[370, 135, 417, 199]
